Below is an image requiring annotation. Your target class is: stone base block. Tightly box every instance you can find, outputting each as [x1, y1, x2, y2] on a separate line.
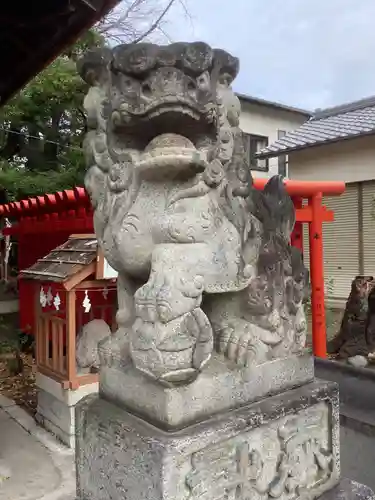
[76, 379, 340, 500]
[100, 351, 314, 429]
[35, 373, 98, 448]
[320, 479, 375, 500]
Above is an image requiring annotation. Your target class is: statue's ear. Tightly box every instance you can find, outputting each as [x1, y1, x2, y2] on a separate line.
[77, 47, 113, 86]
[212, 49, 239, 85]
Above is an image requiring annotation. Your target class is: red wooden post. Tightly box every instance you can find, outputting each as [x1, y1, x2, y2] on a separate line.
[308, 192, 327, 358]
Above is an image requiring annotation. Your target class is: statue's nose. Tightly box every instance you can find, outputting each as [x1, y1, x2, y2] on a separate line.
[140, 67, 197, 99]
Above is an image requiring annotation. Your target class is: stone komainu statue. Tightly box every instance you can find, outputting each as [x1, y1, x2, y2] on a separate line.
[327, 275, 375, 360]
[77, 42, 309, 386]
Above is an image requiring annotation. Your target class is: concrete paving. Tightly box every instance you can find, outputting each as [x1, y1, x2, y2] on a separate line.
[0, 395, 75, 500]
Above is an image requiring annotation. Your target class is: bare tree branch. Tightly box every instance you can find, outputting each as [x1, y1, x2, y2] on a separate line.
[155, 25, 173, 44]
[132, 0, 175, 43]
[177, 0, 193, 27]
[95, 0, 190, 44]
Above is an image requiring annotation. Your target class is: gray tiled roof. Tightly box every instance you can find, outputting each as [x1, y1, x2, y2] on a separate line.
[236, 93, 311, 117]
[256, 95, 375, 158]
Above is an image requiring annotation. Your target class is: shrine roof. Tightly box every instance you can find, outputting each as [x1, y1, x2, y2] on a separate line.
[0, 0, 119, 106]
[20, 235, 97, 284]
[256, 95, 375, 158]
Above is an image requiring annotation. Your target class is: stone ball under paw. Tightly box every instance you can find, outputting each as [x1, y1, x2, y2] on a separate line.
[76, 319, 111, 369]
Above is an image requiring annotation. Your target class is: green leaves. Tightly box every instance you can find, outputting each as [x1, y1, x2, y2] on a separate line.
[0, 29, 104, 200]
[0, 165, 85, 201]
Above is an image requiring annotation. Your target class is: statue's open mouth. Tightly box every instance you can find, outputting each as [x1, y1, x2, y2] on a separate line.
[123, 102, 216, 146]
[113, 99, 218, 179]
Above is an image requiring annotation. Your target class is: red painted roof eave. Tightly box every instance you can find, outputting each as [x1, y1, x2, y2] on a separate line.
[0, 187, 91, 219]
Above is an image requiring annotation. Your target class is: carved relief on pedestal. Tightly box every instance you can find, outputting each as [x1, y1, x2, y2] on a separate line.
[186, 402, 334, 500]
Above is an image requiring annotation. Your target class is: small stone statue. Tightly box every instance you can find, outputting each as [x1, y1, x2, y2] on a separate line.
[76, 319, 112, 371]
[77, 41, 309, 386]
[328, 275, 375, 365]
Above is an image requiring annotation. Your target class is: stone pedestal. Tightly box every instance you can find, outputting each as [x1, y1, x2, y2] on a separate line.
[99, 352, 314, 429]
[35, 372, 98, 448]
[76, 379, 340, 500]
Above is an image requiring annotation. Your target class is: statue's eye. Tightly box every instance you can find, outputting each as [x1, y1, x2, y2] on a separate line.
[196, 71, 210, 90]
[121, 76, 140, 94]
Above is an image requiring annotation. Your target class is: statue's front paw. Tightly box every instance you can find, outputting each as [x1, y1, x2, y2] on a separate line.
[218, 323, 270, 367]
[154, 275, 204, 323]
[135, 274, 204, 324]
[130, 308, 213, 386]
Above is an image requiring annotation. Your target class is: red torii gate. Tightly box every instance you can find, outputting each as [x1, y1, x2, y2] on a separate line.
[0, 179, 345, 357]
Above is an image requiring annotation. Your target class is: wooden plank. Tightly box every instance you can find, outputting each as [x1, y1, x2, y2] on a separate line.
[68, 379, 80, 390]
[63, 262, 96, 291]
[41, 313, 65, 324]
[21, 269, 66, 279]
[39, 363, 98, 389]
[35, 285, 41, 368]
[96, 248, 118, 279]
[78, 280, 117, 289]
[96, 248, 105, 279]
[38, 316, 47, 369]
[58, 321, 65, 374]
[64, 373, 98, 389]
[38, 259, 88, 265]
[66, 290, 76, 385]
[36, 318, 42, 369]
[75, 373, 98, 386]
[50, 248, 95, 253]
[45, 316, 50, 368]
[69, 234, 96, 239]
[51, 320, 58, 371]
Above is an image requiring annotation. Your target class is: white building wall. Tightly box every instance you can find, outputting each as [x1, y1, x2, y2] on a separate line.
[238, 99, 309, 178]
[288, 135, 375, 182]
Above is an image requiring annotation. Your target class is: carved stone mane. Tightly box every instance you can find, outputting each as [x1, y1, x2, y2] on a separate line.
[78, 41, 309, 386]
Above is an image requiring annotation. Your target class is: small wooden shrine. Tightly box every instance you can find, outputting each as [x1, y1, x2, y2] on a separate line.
[20, 234, 117, 390]
[0, 187, 94, 333]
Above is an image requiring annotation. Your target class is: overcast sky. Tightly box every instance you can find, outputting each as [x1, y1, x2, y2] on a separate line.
[166, 0, 375, 111]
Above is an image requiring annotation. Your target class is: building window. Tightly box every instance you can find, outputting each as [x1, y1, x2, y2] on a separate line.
[277, 130, 288, 177]
[245, 134, 269, 172]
